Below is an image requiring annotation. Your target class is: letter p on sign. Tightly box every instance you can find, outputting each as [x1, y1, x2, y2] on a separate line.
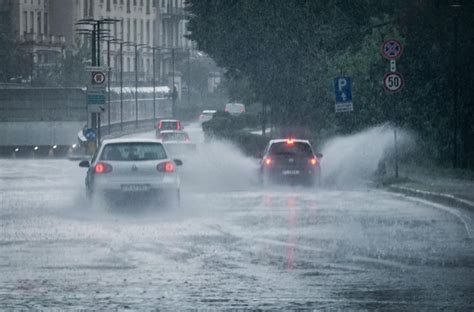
[338, 78, 347, 91]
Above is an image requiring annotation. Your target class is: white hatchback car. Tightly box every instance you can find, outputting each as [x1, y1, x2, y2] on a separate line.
[199, 110, 216, 122]
[224, 103, 245, 115]
[79, 138, 182, 207]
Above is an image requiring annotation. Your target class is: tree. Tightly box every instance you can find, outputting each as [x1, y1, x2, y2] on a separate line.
[186, 0, 474, 168]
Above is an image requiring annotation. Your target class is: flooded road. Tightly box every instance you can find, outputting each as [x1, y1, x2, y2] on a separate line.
[0, 127, 473, 310]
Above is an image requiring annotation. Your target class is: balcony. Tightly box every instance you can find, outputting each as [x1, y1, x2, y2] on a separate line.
[23, 32, 37, 43]
[161, 7, 187, 19]
[22, 33, 65, 47]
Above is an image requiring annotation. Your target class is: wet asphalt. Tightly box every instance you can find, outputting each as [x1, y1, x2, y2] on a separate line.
[0, 126, 473, 310]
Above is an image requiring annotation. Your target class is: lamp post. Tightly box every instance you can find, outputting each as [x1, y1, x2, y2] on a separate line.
[143, 46, 161, 127]
[172, 48, 176, 118]
[110, 39, 124, 131]
[75, 18, 119, 145]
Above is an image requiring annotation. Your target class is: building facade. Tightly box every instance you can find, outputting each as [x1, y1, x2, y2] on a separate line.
[1, 0, 66, 79]
[3, 0, 197, 91]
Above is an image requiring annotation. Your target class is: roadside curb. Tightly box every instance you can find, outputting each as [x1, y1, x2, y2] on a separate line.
[387, 184, 474, 211]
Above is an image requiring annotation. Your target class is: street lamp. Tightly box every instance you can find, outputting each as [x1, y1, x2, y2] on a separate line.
[143, 46, 161, 127]
[124, 42, 147, 127]
[110, 39, 124, 131]
[75, 18, 119, 144]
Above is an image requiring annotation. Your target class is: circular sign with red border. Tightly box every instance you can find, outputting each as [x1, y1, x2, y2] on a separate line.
[383, 72, 404, 93]
[381, 39, 403, 60]
[92, 71, 106, 85]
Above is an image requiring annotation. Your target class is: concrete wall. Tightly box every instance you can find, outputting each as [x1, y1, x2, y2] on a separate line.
[0, 87, 87, 122]
[0, 87, 86, 146]
[0, 121, 85, 146]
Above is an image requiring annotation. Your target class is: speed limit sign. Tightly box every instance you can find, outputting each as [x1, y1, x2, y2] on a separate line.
[91, 71, 106, 85]
[383, 72, 404, 93]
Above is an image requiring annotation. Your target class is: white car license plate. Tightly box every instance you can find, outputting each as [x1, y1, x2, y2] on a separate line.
[121, 184, 150, 192]
[282, 170, 300, 175]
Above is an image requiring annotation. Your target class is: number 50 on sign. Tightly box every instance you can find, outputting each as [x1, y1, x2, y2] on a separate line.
[383, 72, 404, 93]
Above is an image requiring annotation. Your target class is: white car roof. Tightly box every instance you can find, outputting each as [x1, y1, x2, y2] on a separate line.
[160, 119, 180, 122]
[202, 110, 216, 114]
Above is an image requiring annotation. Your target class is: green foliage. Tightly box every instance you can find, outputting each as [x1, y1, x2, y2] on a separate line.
[0, 12, 30, 83]
[187, 0, 474, 168]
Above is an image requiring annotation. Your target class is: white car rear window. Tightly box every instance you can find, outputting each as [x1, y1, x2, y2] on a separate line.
[101, 143, 167, 161]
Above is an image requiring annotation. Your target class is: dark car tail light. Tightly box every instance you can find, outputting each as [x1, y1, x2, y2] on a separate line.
[157, 161, 175, 173]
[309, 157, 318, 166]
[264, 157, 272, 166]
[94, 162, 113, 174]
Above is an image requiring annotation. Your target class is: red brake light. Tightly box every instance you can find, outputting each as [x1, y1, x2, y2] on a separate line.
[309, 157, 318, 166]
[264, 157, 272, 166]
[94, 162, 112, 174]
[157, 161, 175, 173]
[287, 138, 294, 145]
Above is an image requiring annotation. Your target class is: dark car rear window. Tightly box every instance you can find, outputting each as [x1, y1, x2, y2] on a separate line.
[100, 143, 167, 161]
[269, 142, 313, 156]
[160, 121, 179, 130]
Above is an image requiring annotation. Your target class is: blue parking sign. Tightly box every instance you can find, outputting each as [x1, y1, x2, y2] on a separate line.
[83, 128, 97, 141]
[334, 77, 353, 113]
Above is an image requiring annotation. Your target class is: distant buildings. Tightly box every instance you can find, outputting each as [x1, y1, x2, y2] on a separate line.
[0, 0, 65, 72]
[1, 0, 197, 90]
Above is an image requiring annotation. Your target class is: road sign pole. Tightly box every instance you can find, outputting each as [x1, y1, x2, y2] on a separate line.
[98, 113, 101, 146]
[381, 39, 404, 179]
[394, 127, 399, 179]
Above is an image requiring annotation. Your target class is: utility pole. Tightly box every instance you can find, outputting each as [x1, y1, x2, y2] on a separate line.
[107, 39, 111, 134]
[172, 48, 176, 118]
[135, 44, 139, 128]
[120, 42, 124, 131]
[152, 47, 156, 127]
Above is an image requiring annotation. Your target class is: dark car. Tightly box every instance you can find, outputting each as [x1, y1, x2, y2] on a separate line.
[259, 138, 321, 186]
[155, 119, 184, 132]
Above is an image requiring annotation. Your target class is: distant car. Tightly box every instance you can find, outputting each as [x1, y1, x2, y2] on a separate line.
[259, 138, 322, 186]
[79, 138, 182, 207]
[199, 110, 217, 122]
[224, 103, 245, 115]
[157, 130, 197, 157]
[155, 119, 184, 132]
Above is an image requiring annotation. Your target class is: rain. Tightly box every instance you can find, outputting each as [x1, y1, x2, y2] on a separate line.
[1, 0, 474, 310]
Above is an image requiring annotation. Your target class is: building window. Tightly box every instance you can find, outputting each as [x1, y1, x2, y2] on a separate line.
[89, 0, 93, 16]
[146, 0, 150, 14]
[23, 11, 28, 34]
[133, 0, 136, 6]
[37, 11, 42, 34]
[106, 0, 111, 11]
[30, 11, 34, 33]
[127, 18, 131, 41]
[140, 20, 143, 43]
[146, 20, 150, 44]
[126, 0, 131, 12]
[84, 0, 88, 17]
[44, 12, 48, 35]
[133, 19, 137, 42]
